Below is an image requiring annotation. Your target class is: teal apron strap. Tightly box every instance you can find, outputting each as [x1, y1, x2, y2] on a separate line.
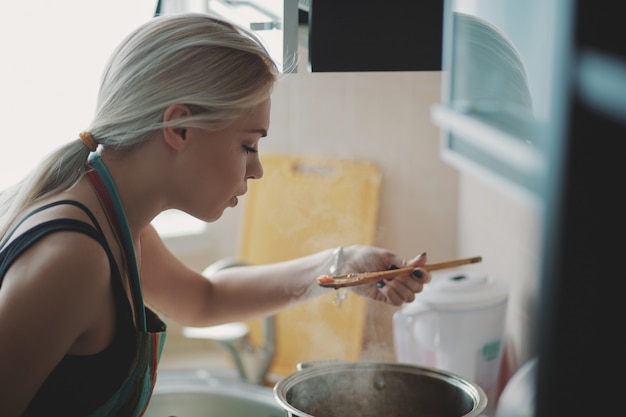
[86, 152, 147, 330]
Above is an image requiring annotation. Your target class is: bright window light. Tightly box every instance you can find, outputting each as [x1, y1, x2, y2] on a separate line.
[0, 0, 157, 191]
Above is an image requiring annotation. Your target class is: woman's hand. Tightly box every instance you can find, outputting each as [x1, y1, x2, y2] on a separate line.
[338, 246, 431, 306]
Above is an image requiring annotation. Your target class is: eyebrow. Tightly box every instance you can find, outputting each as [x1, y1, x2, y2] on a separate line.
[246, 128, 268, 137]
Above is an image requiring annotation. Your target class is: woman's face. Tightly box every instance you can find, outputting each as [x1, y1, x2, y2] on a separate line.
[176, 99, 270, 222]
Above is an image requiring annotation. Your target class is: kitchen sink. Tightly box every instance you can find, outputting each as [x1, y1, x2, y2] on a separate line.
[143, 368, 284, 417]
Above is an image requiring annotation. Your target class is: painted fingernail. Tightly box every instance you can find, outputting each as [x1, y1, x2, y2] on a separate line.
[412, 269, 424, 279]
[378, 265, 399, 288]
[408, 252, 427, 264]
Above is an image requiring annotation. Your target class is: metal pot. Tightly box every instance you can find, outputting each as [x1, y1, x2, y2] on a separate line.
[274, 361, 487, 417]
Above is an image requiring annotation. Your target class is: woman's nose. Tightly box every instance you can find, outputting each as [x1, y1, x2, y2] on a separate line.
[247, 157, 263, 180]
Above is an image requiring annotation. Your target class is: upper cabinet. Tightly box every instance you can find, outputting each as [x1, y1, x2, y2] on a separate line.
[304, 0, 443, 72]
[158, 0, 444, 73]
[431, 0, 573, 202]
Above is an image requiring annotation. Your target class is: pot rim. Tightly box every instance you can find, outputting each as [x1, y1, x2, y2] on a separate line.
[273, 361, 487, 417]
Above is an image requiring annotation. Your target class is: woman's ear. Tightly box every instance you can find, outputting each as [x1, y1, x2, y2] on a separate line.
[162, 103, 192, 150]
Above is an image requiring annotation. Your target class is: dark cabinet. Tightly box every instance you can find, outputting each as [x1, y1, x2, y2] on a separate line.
[304, 0, 443, 72]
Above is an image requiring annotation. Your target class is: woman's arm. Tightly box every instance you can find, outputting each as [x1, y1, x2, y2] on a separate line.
[139, 225, 430, 327]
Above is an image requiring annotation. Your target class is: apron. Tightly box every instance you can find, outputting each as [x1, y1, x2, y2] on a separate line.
[85, 152, 167, 417]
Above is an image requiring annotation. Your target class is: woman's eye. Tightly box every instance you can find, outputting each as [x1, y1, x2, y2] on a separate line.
[243, 145, 258, 154]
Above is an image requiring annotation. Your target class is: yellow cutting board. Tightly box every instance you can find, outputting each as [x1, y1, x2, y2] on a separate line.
[238, 154, 382, 377]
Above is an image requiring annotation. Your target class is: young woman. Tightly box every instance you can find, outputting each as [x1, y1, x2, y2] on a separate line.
[0, 13, 431, 416]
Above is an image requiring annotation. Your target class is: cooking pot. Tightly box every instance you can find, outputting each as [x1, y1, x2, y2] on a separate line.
[273, 361, 487, 417]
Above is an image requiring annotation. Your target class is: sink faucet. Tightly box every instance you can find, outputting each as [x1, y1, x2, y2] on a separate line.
[223, 316, 275, 385]
[183, 316, 276, 385]
[182, 258, 276, 385]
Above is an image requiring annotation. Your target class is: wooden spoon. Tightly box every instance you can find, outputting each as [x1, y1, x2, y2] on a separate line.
[317, 256, 483, 289]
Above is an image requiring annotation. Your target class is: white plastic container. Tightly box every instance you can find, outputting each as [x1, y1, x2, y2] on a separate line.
[393, 269, 508, 416]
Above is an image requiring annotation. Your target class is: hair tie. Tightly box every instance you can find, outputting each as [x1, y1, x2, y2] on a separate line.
[79, 131, 98, 152]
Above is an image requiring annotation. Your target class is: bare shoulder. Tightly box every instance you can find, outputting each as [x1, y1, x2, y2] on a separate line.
[1, 227, 114, 349]
[3, 193, 114, 309]
[2, 229, 113, 322]
[11, 230, 111, 290]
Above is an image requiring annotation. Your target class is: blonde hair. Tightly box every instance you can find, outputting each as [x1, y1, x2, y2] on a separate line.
[0, 13, 278, 238]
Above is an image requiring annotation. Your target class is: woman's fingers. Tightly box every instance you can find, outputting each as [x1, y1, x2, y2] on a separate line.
[343, 246, 432, 306]
[378, 268, 430, 305]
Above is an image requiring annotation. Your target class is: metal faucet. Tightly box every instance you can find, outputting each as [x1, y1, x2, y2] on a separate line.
[182, 258, 276, 385]
[219, 316, 276, 385]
